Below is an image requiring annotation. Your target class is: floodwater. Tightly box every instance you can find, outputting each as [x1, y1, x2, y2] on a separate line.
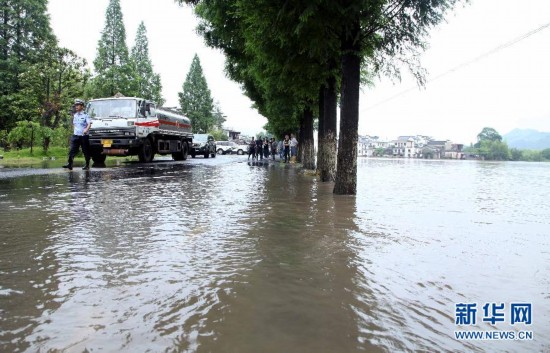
[0, 157, 549, 353]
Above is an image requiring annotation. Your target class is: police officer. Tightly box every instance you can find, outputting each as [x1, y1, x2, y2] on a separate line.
[63, 99, 92, 170]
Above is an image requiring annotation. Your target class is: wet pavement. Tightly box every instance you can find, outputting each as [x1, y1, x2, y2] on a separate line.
[1, 157, 549, 352]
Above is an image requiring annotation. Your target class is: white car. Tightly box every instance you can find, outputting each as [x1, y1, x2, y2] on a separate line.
[232, 142, 250, 155]
[215, 141, 236, 155]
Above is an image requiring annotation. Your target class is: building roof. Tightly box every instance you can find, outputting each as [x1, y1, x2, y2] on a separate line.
[427, 140, 448, 146]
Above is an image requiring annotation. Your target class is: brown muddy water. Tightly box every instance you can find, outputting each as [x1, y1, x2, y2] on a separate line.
[0, 157, 549, 353]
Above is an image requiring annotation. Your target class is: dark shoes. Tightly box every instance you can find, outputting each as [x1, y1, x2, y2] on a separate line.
[62, 163, 89, 170]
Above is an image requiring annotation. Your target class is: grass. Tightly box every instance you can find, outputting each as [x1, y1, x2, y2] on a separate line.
[1, 146, 69, 159]
[0, 147, 134, 167]
[0, 147, 75, 167]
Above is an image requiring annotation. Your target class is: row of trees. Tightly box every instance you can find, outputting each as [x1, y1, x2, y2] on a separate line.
[1, 0, 163, 152]
[469, 127, 550, 161]
[92, 0, 163, 103]
[179, 0, 462, 194]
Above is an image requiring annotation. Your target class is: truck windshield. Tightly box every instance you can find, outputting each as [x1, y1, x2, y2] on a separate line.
[87, 99, 137, 119]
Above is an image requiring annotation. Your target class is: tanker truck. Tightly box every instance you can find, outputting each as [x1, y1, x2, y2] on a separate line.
[86, 96, 192, 163]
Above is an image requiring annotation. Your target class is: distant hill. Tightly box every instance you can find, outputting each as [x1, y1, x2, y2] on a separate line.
[503, 129, 550, 150]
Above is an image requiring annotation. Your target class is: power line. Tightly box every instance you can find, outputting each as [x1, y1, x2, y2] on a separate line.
[362, 20, 550, 112]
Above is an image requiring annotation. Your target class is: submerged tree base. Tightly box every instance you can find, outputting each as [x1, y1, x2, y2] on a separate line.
[317, 133, 337, 182]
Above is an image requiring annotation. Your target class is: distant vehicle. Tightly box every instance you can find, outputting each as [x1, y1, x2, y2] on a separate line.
[216, 141, 236, 155]
[87, 96, 192, 163]
[232, 141, 249, 155]
[191, 134, 216, 158]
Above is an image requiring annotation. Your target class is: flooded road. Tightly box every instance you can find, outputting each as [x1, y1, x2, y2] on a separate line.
[1, 157, 549, 352]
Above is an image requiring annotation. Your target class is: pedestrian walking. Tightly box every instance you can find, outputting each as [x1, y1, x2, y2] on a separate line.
[248, 137, 256, 160]
[271, 138, 278, 160]
[283, 135, 290, 163]
[256, 137, 263, 160]
[63, 99, 91, 170]
[263, 137, 269, 159]
[278, 139, 284, 159]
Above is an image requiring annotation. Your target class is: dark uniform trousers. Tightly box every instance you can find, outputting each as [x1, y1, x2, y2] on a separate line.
[68, 135, 90, 166]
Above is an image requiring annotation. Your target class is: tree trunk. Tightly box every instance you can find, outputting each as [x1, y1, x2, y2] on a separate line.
[334, 23, 361, 195]
[43, 137, 50, 152]
[301, 107, 315, 170]
[318, 72, 338, 182]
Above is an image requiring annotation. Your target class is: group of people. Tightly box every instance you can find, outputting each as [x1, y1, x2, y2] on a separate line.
[247, 134, 298, 163]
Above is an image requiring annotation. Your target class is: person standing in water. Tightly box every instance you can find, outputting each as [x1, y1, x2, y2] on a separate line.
[248, 137, 256, 160]
[283, 135, 290, 163]
[63, 99, 91, 170]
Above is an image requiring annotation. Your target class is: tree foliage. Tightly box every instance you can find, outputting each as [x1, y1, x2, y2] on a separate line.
[475, 127, 502, 148]
[18, 46, 89, 151]
[477, 140, 510, 161]
[130, 22, 164, 105]
[212, 101, 226, 130]
[0, 0, 56, 130]
[92, 0, 136, 97]
[208, 128, 228, 141]
[178, 54, 215, 133]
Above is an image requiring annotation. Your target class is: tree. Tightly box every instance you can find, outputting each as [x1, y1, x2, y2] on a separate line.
[477, 140, 510, 161]
[212, 101, 226, 130]
[7, 120, 41, 150]
[475, 127, 502, 148]
[510, 148, 523, 161]
[178, 54, 215, 133]
[332, 0, 461, 194]
[0, 0, 56, 130]
[92, 0, 136, 97]
[209, 129, 227, 141]
[130, 21, 164, 105]
[542, 148, 550, 161]
[17, 45, 89, 151]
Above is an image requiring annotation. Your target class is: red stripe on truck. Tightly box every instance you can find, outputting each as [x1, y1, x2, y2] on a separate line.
[135, 120, 160, 127]
[158, 120, 191, 129]
[134, 119, 191, 129]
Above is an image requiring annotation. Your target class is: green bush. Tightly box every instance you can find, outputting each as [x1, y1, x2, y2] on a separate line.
[7, 121, 42, 150]
[209, 129, 228, 141]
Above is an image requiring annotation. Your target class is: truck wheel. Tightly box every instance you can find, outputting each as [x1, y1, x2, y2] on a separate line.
[92, 154, 107, 164]
[217, 148, 223, 155]
[237, 149, 243, 155]
[182, 142, 188, 160]
[138, 137, 154, 163]
[173, 141, 189, 161]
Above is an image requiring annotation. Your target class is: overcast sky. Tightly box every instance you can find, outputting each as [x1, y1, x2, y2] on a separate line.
[47, 0, 550, 144]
